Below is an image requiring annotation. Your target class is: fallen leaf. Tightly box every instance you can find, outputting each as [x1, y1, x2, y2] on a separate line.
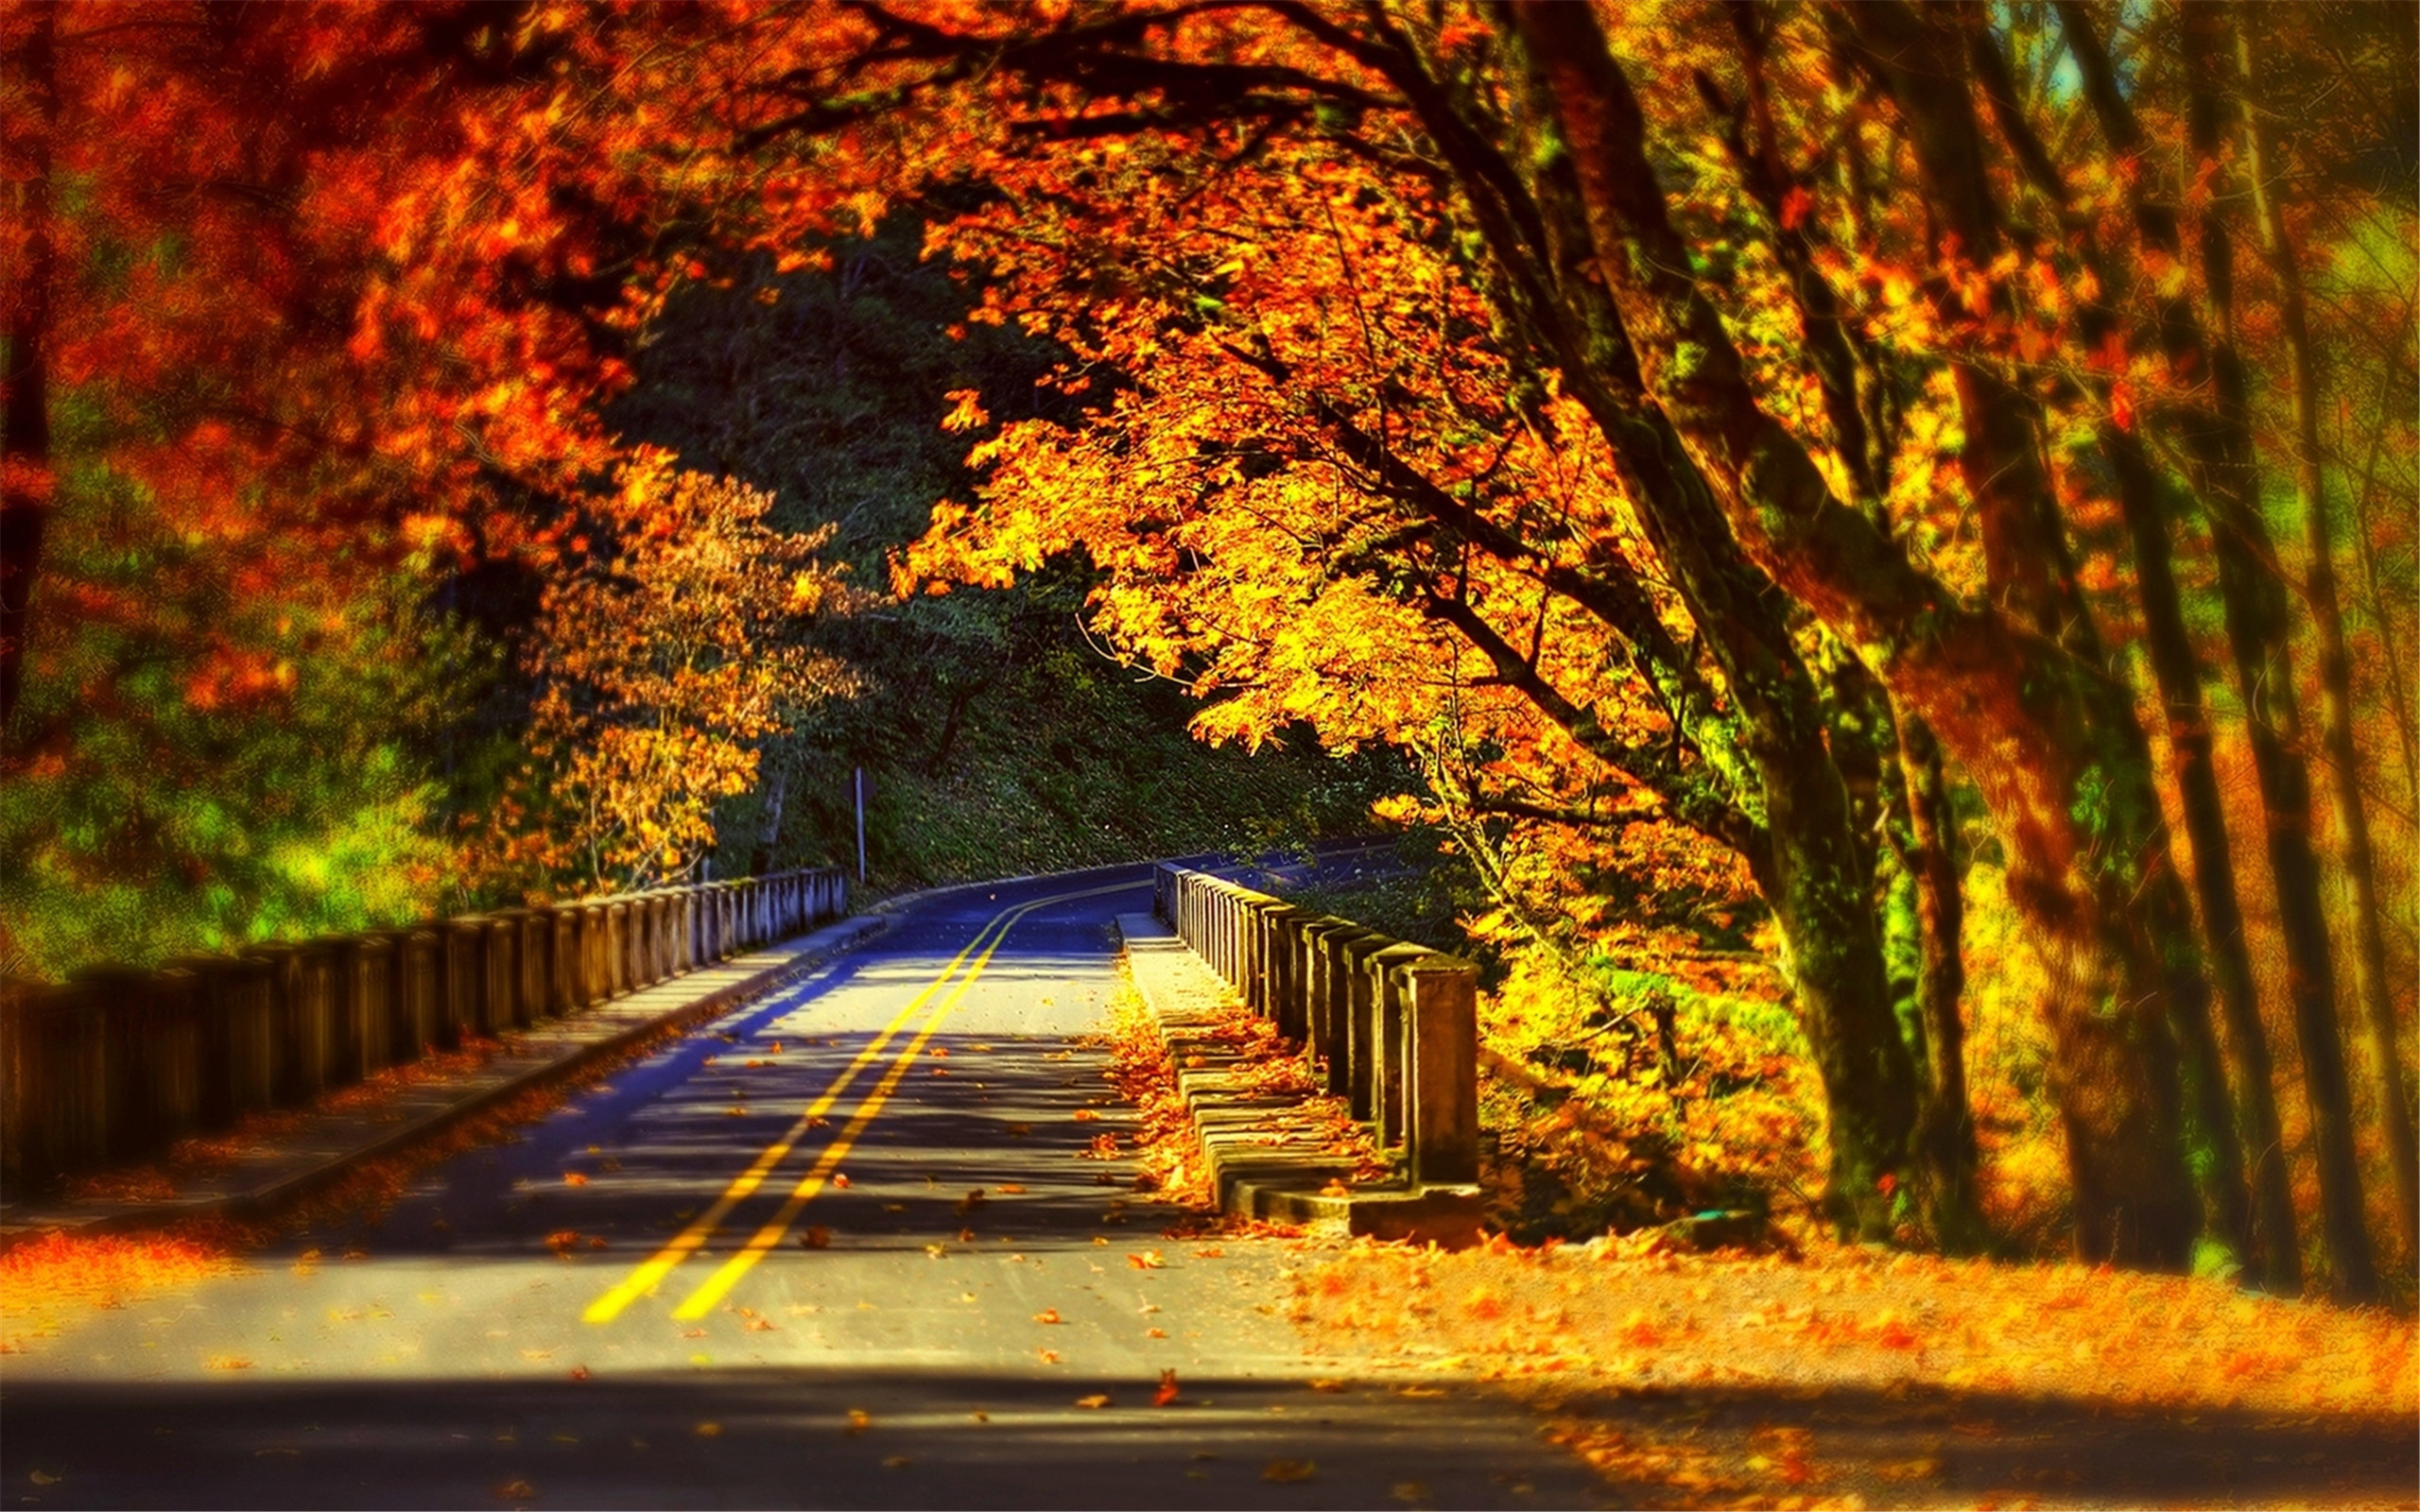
[1039, 1349, 1063, 1364]
[207, 1355, 253, 1370]
[1264, 1460, 1317, 1483]
[1034, 1309, 1063, 1324]
[1392, 1480, 1430, 1503]
[494, 1479, 536, 1502]
[925, 1244, 947, 1260]
[1153, 1368, 1181, 1407]
[568, 1366, 590, 1382]
[694, 1422, 721, 1438]
[1128, 1251, 1165, 1269]
[1192, 1247, 1225, 1259]
[881, 1455, 909, 1469]
[745, 1317, 777, 1332]
[997, 1183, 1028, 1194]
[800, 1227, 832, 1249]
[1075, 1394, 1112, 1409]
[29, 1471, 60, 1486]
[682, 1328, 706, 1339]
[1073, 1109, 1101, 1123]
[971, 1410, 991, 1423]
[832, 1174, 851, 1189]
[1147, 1328, 1167, 1338]
[845, 1410, 872, 1435]
[1007, 1124, 1032, 1137]
[1395, 1385, 1444, 1399]
[562, 1173, 589, 1187]
[1309, 1379, 1347, 1393]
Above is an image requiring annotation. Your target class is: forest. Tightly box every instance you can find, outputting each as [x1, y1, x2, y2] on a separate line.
[2, 0, 2413, 1310]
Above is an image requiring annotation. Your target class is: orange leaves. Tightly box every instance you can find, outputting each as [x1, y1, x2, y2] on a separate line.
[940, 388, 992, 433]
[1152, 1368, 1181, 1406]
[510, 461, 859, 889]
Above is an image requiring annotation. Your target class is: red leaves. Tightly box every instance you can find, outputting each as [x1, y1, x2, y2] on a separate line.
[1152, 1369, 1181, 1407]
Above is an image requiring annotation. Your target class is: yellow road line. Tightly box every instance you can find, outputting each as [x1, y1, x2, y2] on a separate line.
[580, 904, 1022, 1325]
[667, 880, 1138, 1320]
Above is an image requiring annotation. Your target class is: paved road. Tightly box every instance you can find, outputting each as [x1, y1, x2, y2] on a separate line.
[2, 865, 1598, 1509]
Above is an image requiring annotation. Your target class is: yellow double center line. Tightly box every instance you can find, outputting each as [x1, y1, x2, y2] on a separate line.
[583, 879, 1139, 1324]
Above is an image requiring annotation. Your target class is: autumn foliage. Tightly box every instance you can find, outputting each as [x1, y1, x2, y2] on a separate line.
[4, 2, 2413, 1301]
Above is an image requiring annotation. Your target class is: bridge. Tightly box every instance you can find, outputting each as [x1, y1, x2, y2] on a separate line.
[0, 858, 1574, 1508]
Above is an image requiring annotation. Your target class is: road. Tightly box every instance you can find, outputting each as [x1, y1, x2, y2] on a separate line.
[2, 864, 1599, 1510]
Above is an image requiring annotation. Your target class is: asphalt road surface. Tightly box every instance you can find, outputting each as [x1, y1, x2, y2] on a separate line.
[2, 864, 1599, 1510]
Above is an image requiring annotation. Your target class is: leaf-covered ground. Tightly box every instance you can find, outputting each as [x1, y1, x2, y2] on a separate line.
[1289, 1236, 2419, 1508]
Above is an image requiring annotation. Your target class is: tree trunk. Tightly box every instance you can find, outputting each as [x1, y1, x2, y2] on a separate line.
[1962, 12, 2299, 1289]
[1511, 0, 2204, 1268]
[0, 7, 56, 741]
[2161, 6, 2378, 1299]
[1896, 713, 1983, 1252]
[747, 759, 788, 877]
[1838, 0, 2254, 1268]
[2234, 8, 2420, 1263]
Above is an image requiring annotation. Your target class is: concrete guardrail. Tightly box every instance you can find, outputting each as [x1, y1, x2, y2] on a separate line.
[1152, 862, 1478, 1189]
[0, 868, 849, 1196]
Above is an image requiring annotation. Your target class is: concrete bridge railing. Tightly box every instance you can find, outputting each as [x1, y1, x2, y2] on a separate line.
[0, 868, 849, 1196]
[1152, 863, 1478, 1188]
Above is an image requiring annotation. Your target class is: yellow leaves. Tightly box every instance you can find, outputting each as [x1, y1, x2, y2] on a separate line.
[1262, 1460, 1317, 1483]
[1073, 1393, 1112, 1409]
[940, 387, 992, 433]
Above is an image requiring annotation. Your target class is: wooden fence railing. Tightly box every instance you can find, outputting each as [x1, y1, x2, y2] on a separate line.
[1152, 863, 1478, 1188]
[1, 868, 849, 1195]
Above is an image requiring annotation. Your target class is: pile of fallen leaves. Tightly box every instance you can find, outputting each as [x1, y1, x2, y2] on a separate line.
[0, 1223, 251, 1352]
[1297, 1234, 2417, 1414]
[1097, 971, 1389, 1212]
[1095, 983, 1219, 1207]
[1292, 1233, 2419, 1506]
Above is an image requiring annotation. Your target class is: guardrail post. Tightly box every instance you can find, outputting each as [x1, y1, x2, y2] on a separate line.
[238, 944, 308, 1100]
[640, 894, 666, 986]
[326, 935, 380, 1084]
[485, 910, 527, 1028]
[396, 928, 441, 1055]
[355, 930, 414, 1069]
[69, 965, 202, 1164]
[1263, 905, 1308, 1039]
[1317, 923, 1370, 1096]
[1370, 947, 1430, 1153]
[1331, 932, 1395, 1120]
[439, 919, 483, 1044]
[1, 978, 107, 1193]
[519, 906, 558, 1018]
[1407, 957, 1480, 1185]
[462, 916, 506, 1038]
[605, 902, 631, 997]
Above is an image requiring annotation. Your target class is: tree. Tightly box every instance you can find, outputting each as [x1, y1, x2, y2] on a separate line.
[501, 455, 856, 891]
